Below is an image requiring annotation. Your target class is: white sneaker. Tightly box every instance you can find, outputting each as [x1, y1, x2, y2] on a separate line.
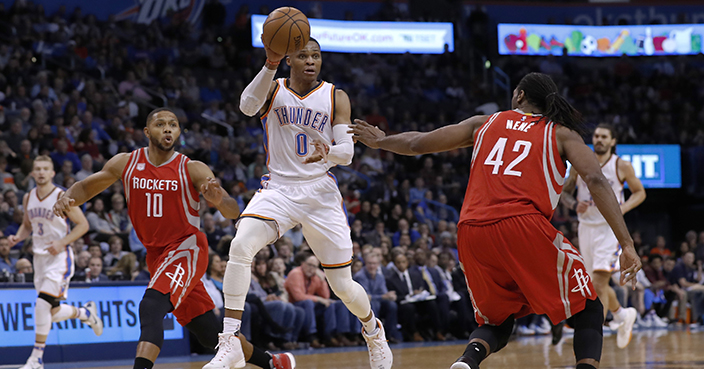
[616, 307, 637, 349]
[362, 319, 393, 369]
[533, 317, 552, 335]
[19, 356, 43, 369]
[651, 313, 669, 328]
[83, 301, 103, 336]
[517, 325, 535, 336]
[202, 333, 246, 369]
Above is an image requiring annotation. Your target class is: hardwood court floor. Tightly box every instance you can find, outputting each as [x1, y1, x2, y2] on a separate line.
[55, 329, 704, 369]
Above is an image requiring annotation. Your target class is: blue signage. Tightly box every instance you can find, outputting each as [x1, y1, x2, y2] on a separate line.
[567, 145, 681, 189]
[0, 285, 183, 347]
[498, 23, 702, 57]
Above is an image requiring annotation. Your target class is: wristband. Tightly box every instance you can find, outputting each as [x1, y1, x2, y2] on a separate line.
[265, 59, 280, 67]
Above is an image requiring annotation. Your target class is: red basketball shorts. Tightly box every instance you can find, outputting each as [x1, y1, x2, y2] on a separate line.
[457, 214, 596, 326]
[146, 232, 214, 326]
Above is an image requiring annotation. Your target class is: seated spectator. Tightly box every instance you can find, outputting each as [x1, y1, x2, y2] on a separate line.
[0, 236, 17, 272]
[663, 257, 689, 322]
[650, 236, 671, 257]
[385, 253, 441, 342]
[72, 250, 92, 281]
[134, 256, 151, 282]
[50, 140, 81, 173]
[436, 252, 476, 337]
[251, 256, 305, 350]
[274, 238, 294, 274]
[285, 253, 346, 348]
[353, 254, 401, 342]
[86, 256, 108, 282]
[86, 198, 119, 246]
[671, 251, 704, 327]
[351, 259, 363, 276]
[284, 224, 304, 249]
[392, 219, 420, 247]
[75, 154, 94, 181]
[103, 235, 128, 267]
[202, 212, 225, 250]
[413, 248, 452, 340]
[364, 221, 388, 247]
[88, 243, 103, 260]
[15, 258, 33, 276]
[106, 252, 137, 281]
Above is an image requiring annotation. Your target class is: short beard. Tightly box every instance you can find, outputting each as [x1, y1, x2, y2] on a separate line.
[150, 135, 173, 152]
[594, 146, 609, 155]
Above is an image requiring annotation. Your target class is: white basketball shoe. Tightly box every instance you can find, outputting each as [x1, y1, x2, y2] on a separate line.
[362, 319, 393, 369]
[202, 333, 246, 369]
[19, 356, 43, 369]
[83, 301, 103, 336]
[616, 307, 638, 349]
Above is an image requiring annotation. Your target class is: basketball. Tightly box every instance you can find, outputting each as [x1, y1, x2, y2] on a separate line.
[262, 7, 311, 56]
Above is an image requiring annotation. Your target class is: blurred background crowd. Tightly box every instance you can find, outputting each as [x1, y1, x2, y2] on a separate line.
[0, 0, 703, 352]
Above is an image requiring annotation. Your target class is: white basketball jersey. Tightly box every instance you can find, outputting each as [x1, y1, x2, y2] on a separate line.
[26, 186, 69, 255]
[576, 154, 624, 225]
[261, 78, 336, 180]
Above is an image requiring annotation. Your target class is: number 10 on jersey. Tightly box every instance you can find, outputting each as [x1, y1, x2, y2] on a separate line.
[145, 192, 163, 217]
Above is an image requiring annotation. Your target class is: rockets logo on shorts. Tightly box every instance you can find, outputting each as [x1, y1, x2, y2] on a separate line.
[166, 263, 186, 291]
[571, 268, 592, 297]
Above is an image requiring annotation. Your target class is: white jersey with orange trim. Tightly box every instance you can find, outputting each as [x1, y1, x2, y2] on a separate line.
[575, 153, 624, 226]
[26, 186, 69, 255]
[261, 78, 336, 181]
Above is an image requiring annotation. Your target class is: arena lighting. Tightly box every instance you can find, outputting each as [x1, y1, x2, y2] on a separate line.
[251, 15, 454, 54]
[498, 23, 702, 57]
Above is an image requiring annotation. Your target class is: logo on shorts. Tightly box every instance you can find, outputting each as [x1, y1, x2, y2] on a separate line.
[571, 268, 592, 297]
[137, 163, 145, 171]
[166, 263, 185, 291]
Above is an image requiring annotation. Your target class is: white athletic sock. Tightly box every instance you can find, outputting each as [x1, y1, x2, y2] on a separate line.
[76, 306, 88, 321]
[362, 312, 379, 335]
[223, 317, 241, 335]
[612, 306, 627, 322]
[31, 343, 46, 359]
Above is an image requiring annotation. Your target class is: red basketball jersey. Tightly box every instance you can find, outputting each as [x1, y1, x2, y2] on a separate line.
[122, 148, 201, 249]
[460, 110, 566, 225]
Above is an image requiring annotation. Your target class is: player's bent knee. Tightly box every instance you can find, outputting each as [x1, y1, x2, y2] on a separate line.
[138, 290, 173, 348]
[228, 219, 275, 261]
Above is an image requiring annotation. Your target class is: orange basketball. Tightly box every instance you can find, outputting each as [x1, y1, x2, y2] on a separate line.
[262, 7, 311, 56]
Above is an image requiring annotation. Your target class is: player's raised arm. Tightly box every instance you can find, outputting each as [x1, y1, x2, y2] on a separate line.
[349, 115, 487, 156]
[240, 37, 282, 117]
[54, 153, 129, 218]
[556, 126, 641, 287]
[8, 193, 32, 246]
[188, 160, 240, 219]
[618, 159, 646, 214]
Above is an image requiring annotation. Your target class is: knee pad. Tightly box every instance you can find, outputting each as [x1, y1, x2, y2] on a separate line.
[324, 268, 371, 318]
[138, 289, 173, 348]
[571, 298, 604, 362]
[469, 316, 515, 353]
[229, 217, 277, 263]
[38, 292, 60, 308]
[35, 296, 53, 336]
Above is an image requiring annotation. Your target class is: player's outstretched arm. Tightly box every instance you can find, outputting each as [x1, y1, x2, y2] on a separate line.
[557, 126, 641, 287]
[54, 153, 129, 218]
[240, 36, 281, 117]
[349, 115, 487, 156]
[618, 159, 646, 214]
[188, 160, 240, 219]
[8, 194, 32, 246]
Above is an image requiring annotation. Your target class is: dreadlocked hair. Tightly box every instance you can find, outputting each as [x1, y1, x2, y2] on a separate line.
[516, 73, 586, 135]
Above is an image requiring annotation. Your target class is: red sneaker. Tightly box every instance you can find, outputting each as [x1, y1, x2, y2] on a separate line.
[271, 353, 296, 369]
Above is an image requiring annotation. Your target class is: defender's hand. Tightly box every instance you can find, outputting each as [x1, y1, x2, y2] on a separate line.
[53, 196, 76, 219]
[349, 119, 385, 148]
[201, 177, 224, 206]
[619, 246, 642, 290]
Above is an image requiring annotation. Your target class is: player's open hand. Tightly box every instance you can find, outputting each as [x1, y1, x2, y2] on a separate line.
[53, 196, 75, 219]
[201, 177, 224, 206]
[349, 119, 385, 148]
[304, 139, 328, 164]
[619, 246, 642, 290]
[261, 35, 285, 63]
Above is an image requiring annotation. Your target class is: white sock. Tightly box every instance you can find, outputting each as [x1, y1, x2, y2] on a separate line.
[77, 306, 88, 321]
[51, 305, 79, 322]
[224, 317, 241, 334]
[612, 307, 627, 322]
[31, 343, 46, 359]
[361, 313, 378, 335]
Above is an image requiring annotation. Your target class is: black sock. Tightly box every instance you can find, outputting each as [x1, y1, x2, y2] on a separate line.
[576, 364, 596, 369]
[460, 341, 487, 367]
[247, 345, 273, 369]
[133, 357, 154, 369]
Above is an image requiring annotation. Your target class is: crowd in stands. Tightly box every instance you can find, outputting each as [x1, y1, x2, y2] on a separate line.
[0, 0, 703, 351]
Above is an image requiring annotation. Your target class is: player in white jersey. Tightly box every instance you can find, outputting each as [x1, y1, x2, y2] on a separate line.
[204, 38, 392, 369]
[561, 124, 646, 349]
[8, 156, 103, 369]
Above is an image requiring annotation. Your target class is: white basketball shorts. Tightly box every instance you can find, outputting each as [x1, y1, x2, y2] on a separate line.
[239, 173, 353, 268]
[578, 222, 621, 276]
[33, 246, 75, 299]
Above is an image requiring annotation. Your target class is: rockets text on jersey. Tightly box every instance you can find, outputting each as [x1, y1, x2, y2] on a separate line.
[122, 148, 201, 248]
